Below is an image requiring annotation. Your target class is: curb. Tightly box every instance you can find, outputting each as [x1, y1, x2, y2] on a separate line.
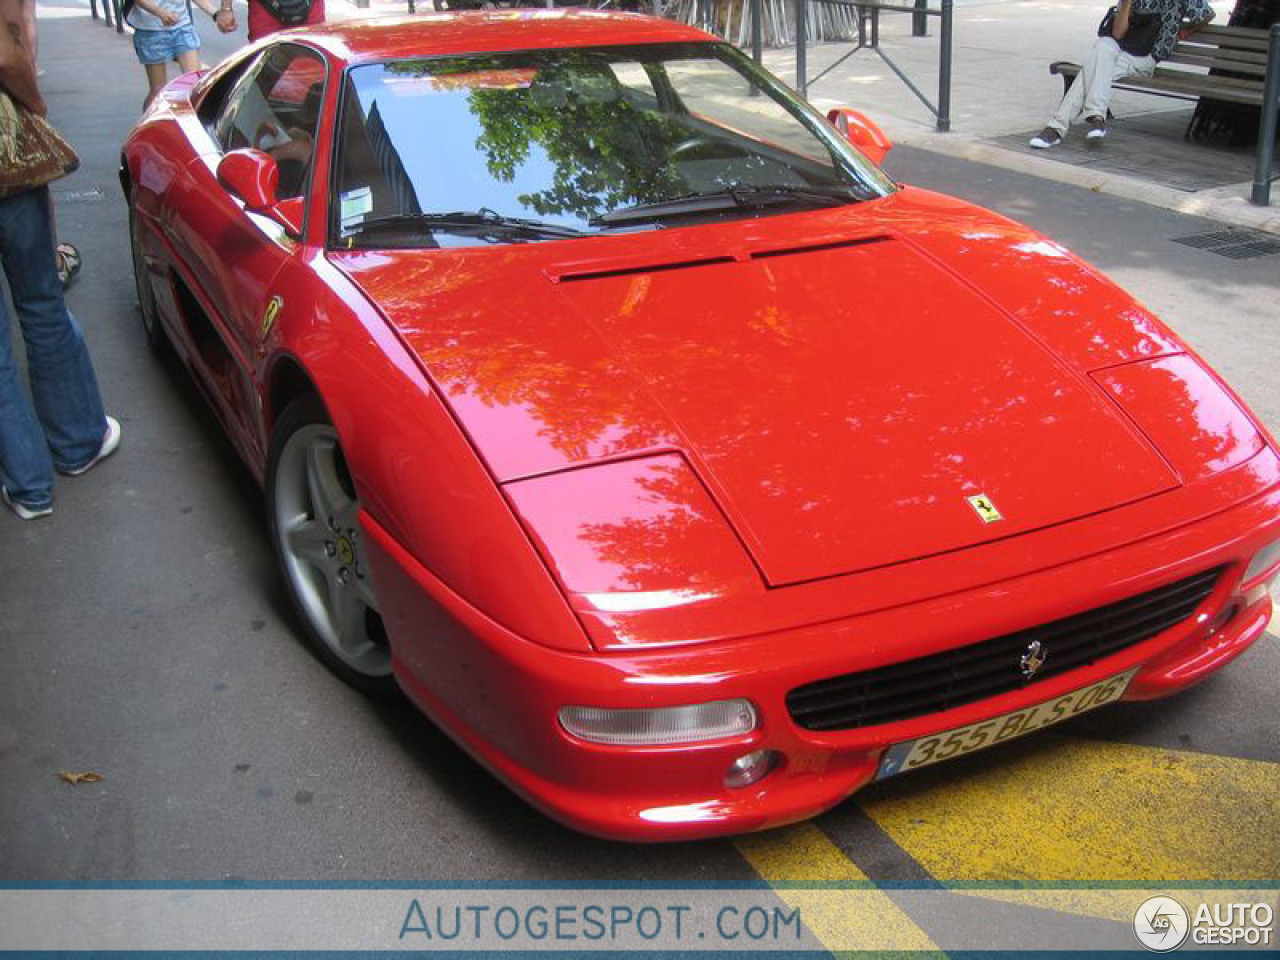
[892, 131, 1280, 236]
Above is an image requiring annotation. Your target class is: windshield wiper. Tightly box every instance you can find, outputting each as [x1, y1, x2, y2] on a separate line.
[592, 185, 858, 226]
[351, 209, 588, 242]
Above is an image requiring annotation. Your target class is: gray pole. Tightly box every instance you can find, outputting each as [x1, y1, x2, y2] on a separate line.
[796, 0, 808, 97]
[937, 0, 953, 131]
[752, 0, 763, 63]
[912, 0, 927, 37]
[1250, 24, 1279, 206]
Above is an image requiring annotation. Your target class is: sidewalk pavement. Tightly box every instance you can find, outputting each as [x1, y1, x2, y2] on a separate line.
[771, 0, 1280, 235]
[316, 0, 1278, 234]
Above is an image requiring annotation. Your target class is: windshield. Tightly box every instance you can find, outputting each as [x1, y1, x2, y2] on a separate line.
[331, 42, 895, 248]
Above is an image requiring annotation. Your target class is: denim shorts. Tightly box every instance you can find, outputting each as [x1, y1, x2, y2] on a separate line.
[132, 21, 200, 65]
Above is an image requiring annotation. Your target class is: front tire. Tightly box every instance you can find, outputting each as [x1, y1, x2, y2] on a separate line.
[267, 395, 394, 695]
[128, 200, 168, 355]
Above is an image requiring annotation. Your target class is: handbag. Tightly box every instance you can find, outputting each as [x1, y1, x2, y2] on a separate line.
[0, 90, 79, 199]
[258, 0, 315, 26]
[1097, 5, 1163, 58]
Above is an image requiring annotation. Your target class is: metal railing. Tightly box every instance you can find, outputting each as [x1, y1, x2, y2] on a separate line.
[89, 0, 126, 33]
[794, 0, 953, 132]
[1250, 23, 1279, 207]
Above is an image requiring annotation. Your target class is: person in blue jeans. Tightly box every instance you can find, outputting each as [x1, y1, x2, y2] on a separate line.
[0, 1, 120, 521]
[129, 0, 236, 109]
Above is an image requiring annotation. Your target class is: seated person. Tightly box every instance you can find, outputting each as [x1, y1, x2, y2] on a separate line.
[1030, 0, 1214, 149]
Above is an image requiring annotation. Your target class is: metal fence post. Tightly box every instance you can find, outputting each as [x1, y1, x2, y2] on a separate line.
[912, 0, 926, 36]
[796, 0, 808, 97]
[112, 0, 124, 33]
[1250, 24, 1279, 206]
[697, 0, 712, 32]
[751, 0, 763, 64]
[937, 0, 952, 131]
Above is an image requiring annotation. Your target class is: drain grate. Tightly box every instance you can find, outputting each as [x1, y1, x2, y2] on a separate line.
[1171, 229, 1280, 260]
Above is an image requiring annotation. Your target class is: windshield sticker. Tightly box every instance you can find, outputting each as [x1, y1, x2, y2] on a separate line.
[339, 186, 373, 235]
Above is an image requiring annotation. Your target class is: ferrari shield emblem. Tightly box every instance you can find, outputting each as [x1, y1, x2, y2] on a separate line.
[260, 296, 283, 341]
[966, 493, 1003, 524]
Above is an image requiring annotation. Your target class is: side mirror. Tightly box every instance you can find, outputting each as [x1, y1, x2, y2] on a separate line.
[826, 108, 893, 167]
[217, 149, 302, 238]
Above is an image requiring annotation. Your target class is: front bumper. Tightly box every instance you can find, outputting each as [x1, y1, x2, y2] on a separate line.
[362, 482, 1280, 842]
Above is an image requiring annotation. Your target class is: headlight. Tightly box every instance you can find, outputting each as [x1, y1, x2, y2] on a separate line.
[1242, 540, 1280, 588]
[559, 699, 757, 746]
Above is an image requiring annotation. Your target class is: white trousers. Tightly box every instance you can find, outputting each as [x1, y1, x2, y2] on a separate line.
[1049, 37, 1156, 133]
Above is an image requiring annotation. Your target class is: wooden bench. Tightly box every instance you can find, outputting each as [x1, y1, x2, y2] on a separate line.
[1050, 24, 1280, 201]
[1050, 24, 1274, 111]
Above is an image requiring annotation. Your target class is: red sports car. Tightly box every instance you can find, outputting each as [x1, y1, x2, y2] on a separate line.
[122, 10, 1280, 841]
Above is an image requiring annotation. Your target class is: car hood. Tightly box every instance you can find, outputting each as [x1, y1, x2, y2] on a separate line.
[331, 190, 1192, 587]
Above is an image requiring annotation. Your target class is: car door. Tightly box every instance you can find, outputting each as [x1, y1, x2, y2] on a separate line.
[162, 42, 330, 468]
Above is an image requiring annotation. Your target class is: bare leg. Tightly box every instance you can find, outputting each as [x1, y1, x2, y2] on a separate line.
[175, 49, 201, 74]
[143, 62, 168, 109]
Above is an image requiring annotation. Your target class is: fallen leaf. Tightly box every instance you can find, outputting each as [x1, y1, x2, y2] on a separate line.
[58, 771, 103, 785]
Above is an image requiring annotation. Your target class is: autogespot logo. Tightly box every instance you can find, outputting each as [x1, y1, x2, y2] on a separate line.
[1134, 895, 1191, 952]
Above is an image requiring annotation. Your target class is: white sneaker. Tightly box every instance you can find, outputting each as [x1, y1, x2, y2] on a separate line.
[1029, 127, 1063, 149]
[2, 486, 52, 520]
[62, 416, 122, 477]
[1085, 116, 1108, 140]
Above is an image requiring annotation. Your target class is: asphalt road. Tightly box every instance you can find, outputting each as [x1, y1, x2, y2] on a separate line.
[2, 1, 1276, 921]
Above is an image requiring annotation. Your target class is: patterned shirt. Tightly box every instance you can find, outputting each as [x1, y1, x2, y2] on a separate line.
[1130, 0, 1215, 61]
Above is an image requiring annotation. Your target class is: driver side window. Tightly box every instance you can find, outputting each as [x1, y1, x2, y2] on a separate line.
[214, 44, 328, 202]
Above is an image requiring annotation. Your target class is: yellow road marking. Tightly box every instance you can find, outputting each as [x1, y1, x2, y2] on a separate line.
[735, 822, 942, 953]
[857, 733, 1280, 921]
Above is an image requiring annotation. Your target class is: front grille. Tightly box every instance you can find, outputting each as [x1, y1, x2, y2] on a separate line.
[786, 567, 1223, 732]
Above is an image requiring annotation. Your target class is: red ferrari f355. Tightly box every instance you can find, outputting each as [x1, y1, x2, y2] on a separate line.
[122, 11, 1280, 840]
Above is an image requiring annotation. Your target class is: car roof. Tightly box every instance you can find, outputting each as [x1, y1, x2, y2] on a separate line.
[287, 10, 714, 64]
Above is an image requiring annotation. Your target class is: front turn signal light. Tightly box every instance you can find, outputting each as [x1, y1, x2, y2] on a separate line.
[1242, 540, 1280, 590]
[558, 699, 757, 746]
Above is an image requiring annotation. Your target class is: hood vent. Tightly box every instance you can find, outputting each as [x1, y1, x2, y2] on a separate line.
[555, 255, 735, 284]
[553, 235, 892, 283]
[751, 234, 892, 260]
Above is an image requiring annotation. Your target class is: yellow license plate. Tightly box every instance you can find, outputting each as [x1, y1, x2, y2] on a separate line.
[874, 667, 1139, 780]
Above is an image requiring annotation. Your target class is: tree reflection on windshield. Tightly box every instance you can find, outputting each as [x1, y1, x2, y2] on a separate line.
[336, 44, 887, 246]
[468, 80, 684, 221]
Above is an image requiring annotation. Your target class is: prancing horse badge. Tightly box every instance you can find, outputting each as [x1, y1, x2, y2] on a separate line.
[966, 493, 1003, 524]
[260, 296, 283, 342]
